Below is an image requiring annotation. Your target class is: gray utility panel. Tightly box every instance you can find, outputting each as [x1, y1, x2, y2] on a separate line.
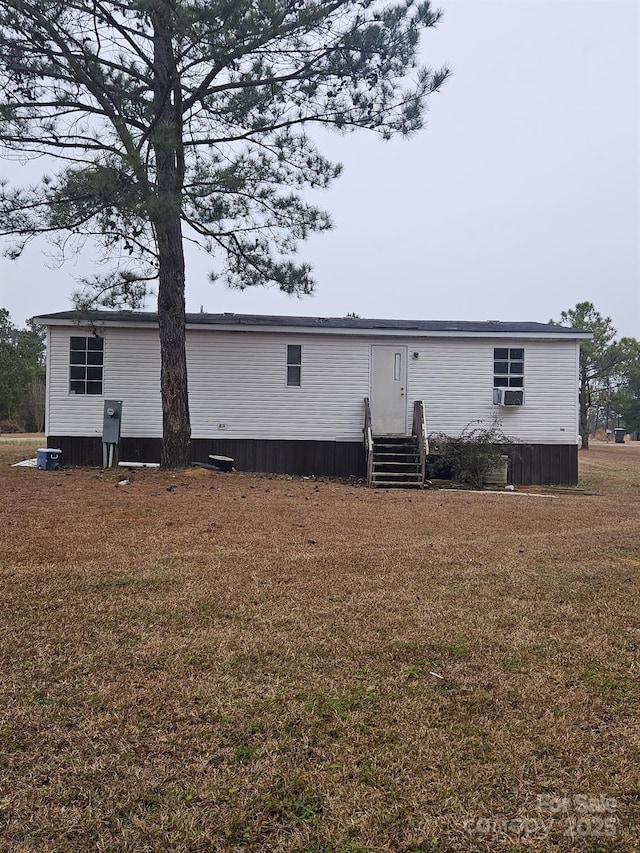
[102, 400, 123, 444]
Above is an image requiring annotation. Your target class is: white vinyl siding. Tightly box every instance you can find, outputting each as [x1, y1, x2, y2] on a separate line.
[187, 331, 369, 441]
[47, 326, 162, 438]
[406, 338, 579, 444]
[46, 325, 580, 445]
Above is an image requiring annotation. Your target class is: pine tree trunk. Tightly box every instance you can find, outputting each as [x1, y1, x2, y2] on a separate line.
[152, 5, 191, 469]
[580, 395, 589, 450]
[580, 356, 589, 450]
[157, 220, 191, 469]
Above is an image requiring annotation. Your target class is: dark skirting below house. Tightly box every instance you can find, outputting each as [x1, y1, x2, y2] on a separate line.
[505, 443, 579, 487]
[47, 436, 367, 479]
[46, 437, 579, 486]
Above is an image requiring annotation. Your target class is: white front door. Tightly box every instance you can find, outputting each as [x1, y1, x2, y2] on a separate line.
[371, 345, 407, 434]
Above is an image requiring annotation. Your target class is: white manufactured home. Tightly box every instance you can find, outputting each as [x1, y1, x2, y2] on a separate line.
[34, 311, 590, 485]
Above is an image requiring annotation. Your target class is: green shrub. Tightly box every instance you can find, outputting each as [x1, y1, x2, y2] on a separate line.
[428, 420, 515, 488]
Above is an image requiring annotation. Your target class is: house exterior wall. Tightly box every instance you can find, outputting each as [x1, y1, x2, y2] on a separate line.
[48, 325, 162, 439]
[406, 337, 579, 444]
[46, 324, 580, 446]
[187, 329, 370, 441]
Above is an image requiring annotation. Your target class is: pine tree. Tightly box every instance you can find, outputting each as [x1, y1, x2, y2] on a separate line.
[0, 1, 449, 466]
[553, 302, 632, 449]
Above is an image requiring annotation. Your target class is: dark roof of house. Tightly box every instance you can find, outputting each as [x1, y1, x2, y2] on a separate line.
[33, 310, 591, 336]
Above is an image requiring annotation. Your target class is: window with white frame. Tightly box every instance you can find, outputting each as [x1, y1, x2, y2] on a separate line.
[493, 347, 524, 388]
[69, 335, 104, 395]
[286, 344, 302, 386]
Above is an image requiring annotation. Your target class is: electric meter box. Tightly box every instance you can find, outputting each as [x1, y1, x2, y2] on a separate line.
[102, 400, 123, 444]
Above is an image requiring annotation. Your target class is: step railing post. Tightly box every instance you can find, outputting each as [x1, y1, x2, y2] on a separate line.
[412, 400, 429, 486]
[364, 397, 374, 487]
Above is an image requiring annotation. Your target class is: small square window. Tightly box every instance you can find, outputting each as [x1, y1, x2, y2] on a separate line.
[493, 347, 524, 394]
[69, 336, 103, 395]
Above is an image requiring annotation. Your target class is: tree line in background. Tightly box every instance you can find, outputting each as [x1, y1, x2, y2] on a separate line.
[553, 302, 640, 449]
[0, 309, 45, 433]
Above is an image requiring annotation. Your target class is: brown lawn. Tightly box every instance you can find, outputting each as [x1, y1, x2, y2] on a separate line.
[1, 440, 639, 852]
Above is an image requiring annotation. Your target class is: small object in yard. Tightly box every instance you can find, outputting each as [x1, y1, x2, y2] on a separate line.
[429, 671, 444, 679]
[193, 461, 219, 471]
[505, 484, 515, 491]
[208, 454, 234, 472]
[117, 461, 160, 468]
[36, 448, 62, 470]
[11, 457, 38, 468]
[307, 538, 317, 545]
[117, 479, 130, 486]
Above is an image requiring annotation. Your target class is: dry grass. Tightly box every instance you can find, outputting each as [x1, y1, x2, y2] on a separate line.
[1, 440, 639, 852]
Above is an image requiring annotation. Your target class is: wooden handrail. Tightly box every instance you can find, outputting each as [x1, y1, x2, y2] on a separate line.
[412, 400, 429, 484]
[363, 397, 374, 487]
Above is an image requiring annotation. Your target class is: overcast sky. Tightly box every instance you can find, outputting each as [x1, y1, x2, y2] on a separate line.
[0, 0, 638, 337]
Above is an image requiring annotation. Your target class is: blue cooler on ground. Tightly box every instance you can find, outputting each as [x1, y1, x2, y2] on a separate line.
[37, 448, 62, 470]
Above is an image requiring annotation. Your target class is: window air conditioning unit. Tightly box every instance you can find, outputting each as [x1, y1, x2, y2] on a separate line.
[494, 387, 524, 406]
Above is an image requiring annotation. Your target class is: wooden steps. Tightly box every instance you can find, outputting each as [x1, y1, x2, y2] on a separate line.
[370, 435, 424, 488]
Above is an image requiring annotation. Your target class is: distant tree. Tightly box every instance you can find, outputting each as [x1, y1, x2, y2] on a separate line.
[611, 339, 640, 435]
[552, 302, 636, 449]
[0, 0, 450, 467]
[21, 377, 46, 432]
[0, 309, 45, 428]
